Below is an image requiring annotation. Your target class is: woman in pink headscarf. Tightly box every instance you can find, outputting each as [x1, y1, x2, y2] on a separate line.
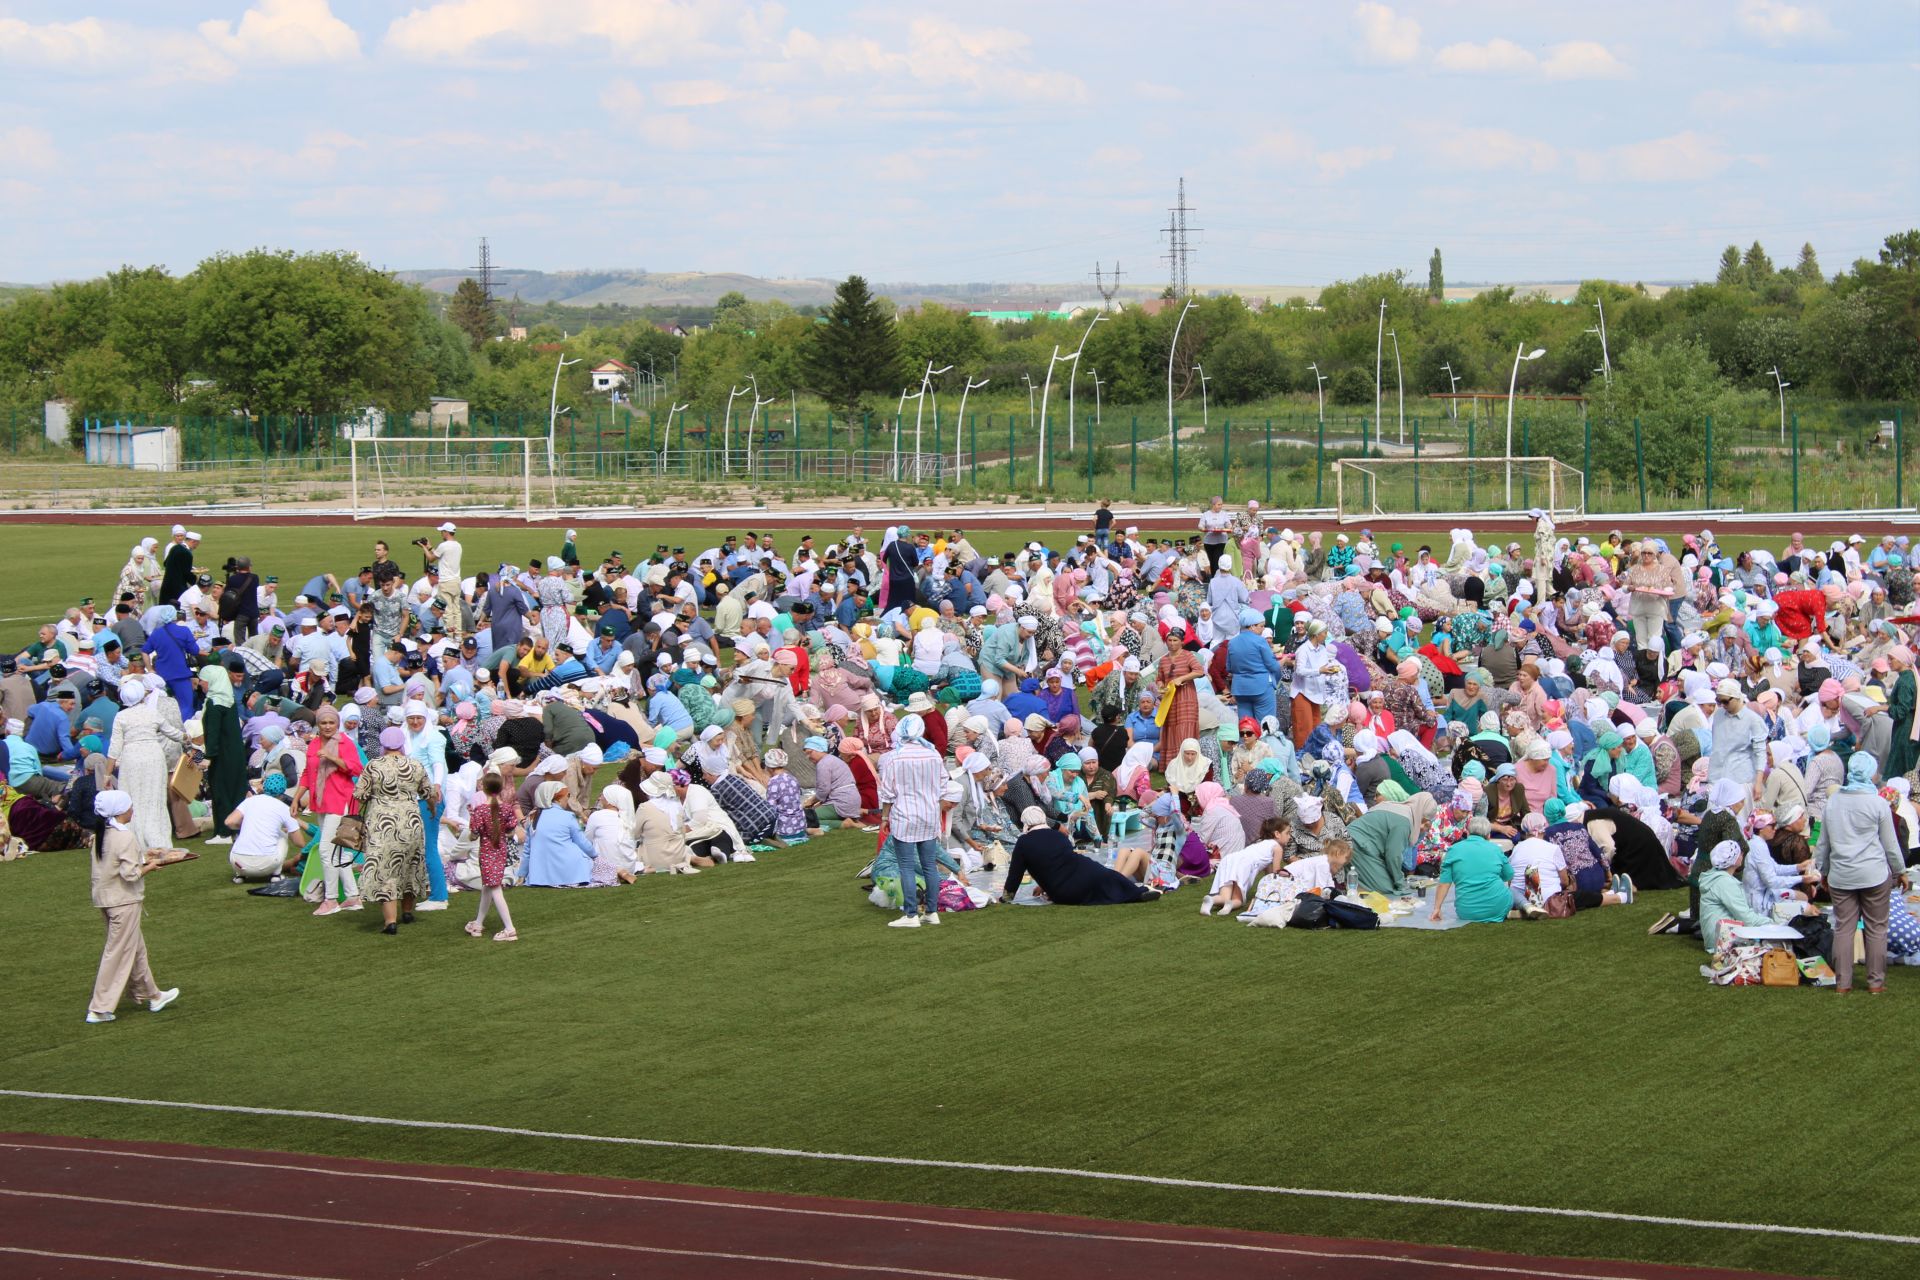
[1191, 781, 1247, 858]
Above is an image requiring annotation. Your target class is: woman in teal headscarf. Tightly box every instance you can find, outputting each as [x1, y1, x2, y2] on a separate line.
[1575, 730, 1624, 807]
[199, 663, 248, 846]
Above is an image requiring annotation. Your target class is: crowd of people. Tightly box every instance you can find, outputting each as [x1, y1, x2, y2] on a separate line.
[14, 502, 1920, 1021]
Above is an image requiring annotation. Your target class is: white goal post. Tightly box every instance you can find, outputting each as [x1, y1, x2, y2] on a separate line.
[1333, 456, 1583, 524]
[349, 436, 538, 521]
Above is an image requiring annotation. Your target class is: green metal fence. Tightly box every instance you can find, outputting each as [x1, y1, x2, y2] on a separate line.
[5, 401, 1914, 515]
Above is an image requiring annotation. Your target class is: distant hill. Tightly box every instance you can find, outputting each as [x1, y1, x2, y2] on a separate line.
[395, 269, 1680, 311]
[393, 269, 843, 308]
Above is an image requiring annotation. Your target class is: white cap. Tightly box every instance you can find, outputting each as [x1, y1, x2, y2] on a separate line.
[1715, 678, 1743, 700]
[1124, 526, 1138, 535]
[566, 528, 577, 538]
[170, 524, 185, 536]
[185, 530, 201, 540]
[438, 521, 457, 533]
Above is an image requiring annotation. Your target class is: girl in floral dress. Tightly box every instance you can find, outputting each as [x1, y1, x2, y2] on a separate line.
[465, 771, 519, 941]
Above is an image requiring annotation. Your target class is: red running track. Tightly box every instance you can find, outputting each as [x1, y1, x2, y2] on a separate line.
[0, 1134, 1805, 1280]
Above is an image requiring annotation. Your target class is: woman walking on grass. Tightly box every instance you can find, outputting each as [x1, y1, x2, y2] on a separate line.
[354, 727, 431, 936]
[465, 770, 519, 941]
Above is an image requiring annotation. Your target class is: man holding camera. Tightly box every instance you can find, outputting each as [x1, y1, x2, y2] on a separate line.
[420, 523, 465, 644]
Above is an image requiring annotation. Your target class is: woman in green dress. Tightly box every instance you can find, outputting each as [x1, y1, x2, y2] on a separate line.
[353, 727, 431, 935]
[198, 664, 248, 846]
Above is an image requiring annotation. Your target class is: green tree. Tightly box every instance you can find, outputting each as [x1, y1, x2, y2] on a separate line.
[184, 249, 438, 417]
[1794, 242, 1823, 285]
[1586, 338, 1730, 496]
[56, 345, 138, 435]
[102, 266, 191, 407]
[1742, 241, 1775, 289]
[712, 290, 753, 331]
[1206, 328, 1285, 404]
[1716, 245, 1743, 285]
[1427, 248, 1444, 300]
[446, 278, 496, 349]
[802, 275, 903, 416]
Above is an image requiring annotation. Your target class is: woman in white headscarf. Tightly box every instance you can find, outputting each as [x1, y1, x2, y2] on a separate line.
[1164, 738, 1212, 819]
[402, 699, 451, 909]
[85, 789, 180, 1022]
[105, 678, 185, 853]
[523, 778, 595, 888]
[911, 614, 945, 677]
[116, 546, 153, 608]
[561, 741, 603, 821]
[536, 556, 572, 646]
[586, 781, 639, 884]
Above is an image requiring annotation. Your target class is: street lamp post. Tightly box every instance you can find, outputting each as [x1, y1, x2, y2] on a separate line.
[1374, 298, 1385, 435]
[1192, 364, 1211, 431]
[1036, 345, 1078, 480]
[661, 400, 690, 464]
[1066, 312, 1107, 452]
[893, 382, 925, 482]
[1306, 361, 1328, 426]
[914, 361, 953, 476]
[747, 383, 775, 477]
[1166, 298, 1196, 448]
[547, 352, 581, 510]
[1505, 343, 1546, 507]
[1441, 362, 1462, 420]
[1089, 369, 1105, 430]
[1770, 366, 1791, 446]
[1022, 373, 1036, 440]
[722, 384, 750, 472]
[1387, 329, 1404, 444]
[953, 374, 990, 478]
[1588, 300, 1613, 388]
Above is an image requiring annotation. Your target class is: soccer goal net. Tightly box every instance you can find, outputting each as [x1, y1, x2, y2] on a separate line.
[349, 436, 542, 521]
[1333, 456, 1584, 524]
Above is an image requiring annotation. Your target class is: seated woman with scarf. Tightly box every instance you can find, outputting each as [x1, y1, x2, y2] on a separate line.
[1163, 738, 1212, 820]
[998, 807, 1161, 905]
[689, 725, 775, 847]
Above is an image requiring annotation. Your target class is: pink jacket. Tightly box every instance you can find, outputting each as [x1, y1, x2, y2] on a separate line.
[301, 733, 364, 815]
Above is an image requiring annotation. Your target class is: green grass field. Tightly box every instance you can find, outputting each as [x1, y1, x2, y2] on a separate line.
[3, 519, 1790, 650]
[4, 517, 1915, 1278]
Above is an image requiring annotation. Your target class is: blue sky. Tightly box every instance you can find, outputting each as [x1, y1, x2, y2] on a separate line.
[1, 1, 1915, 286]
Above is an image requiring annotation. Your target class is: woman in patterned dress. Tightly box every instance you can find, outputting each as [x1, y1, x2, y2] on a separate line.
[353, 726, 431, 935]
[536, 557, 572, 646]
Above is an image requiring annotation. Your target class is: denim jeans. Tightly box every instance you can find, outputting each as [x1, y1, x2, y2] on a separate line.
[893, 837, 943, 916]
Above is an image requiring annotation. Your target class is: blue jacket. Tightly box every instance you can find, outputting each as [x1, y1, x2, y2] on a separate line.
[1225, 630, 1282, 698]
[24, 701, 78, 759]
[142, 622, 199, 681]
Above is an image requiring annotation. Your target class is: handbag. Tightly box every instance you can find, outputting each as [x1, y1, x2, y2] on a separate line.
[1544, 891, 1576, 919]
[1324, 898, 1380, 929]
[169, 754, 205, 801]
[1286, 893, 1331, 929]
[330, 814, 367, 857]
[1153, 681, 1178, 727]
[1760, 948, 1801, 987]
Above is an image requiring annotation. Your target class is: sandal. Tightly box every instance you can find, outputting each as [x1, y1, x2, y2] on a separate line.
[464, 921, 484, 937]
[492, 929, 518, 943]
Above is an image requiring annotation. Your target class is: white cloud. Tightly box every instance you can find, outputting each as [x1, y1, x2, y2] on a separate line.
[1131, 80, 1183, 101]
[199, 1, 361, 65]
[1089, 145, 1143, 169]
[384, 0, 753, 63]
[0, 3, 358, 81]
[1353, 4, 1420, 65]
[1737, 1, 1837, 45]
[779, 18, 1086, 103]
[601, 81, 646, 115]
[1577, 131, 1731, 183]
[1247, 126, 1393, 181]
[1540, 41, 1628, 80]
[1427, 126, 1559, 174]
[599, 82, 714, 149]
[1435, 36, 1627, 78]
[1434, 38, 1535, 73]
[655, 79, 732, 107]
[1314, 144, 1394, 179]
[0, 125, 58, 171]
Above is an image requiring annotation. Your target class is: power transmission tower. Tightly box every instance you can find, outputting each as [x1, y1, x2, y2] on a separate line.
[1091, 261, 1125, 311]
[476, 236, 496, 305]
[1161, 178, 1200, 295]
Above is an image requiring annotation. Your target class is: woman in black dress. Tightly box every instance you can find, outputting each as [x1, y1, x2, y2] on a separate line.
[999, 808, 1160, 905]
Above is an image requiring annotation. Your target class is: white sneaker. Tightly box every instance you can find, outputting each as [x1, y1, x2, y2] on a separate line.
[204, 836, 232, 845]
[922, 911, 941, 925]
[85, 1011, 115, 1024]
[414, 900, 449, 912]
[149, 988, 180, 1013]
[887, 915, 921, 929]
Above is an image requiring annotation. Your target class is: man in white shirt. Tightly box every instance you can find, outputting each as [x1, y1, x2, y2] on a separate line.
[430, 522, 465, 642]
[224, 776, 304, 881]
